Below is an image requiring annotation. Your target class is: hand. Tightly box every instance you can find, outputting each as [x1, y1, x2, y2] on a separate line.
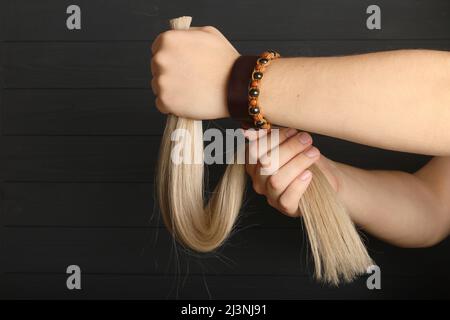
[150, 26, 239, 120]
[245, 127, 336, 217]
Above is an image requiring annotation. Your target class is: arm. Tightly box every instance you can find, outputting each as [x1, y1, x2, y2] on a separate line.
[329, 156, 450, 247]
[246, 128, 450, 248]
[151, 28, 450, 155]
[260, 50, 450, 155]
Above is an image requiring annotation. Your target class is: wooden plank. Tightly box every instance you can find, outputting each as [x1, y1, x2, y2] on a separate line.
[0, 88, 239, 136]
[4, 40, 450, 90]
[1, 272, 448, 299]
[1, 227, 308, 275]
[3, 42, 150, 89]
[1, 136, 158, 181]
[0, 41, 4, 89]
[0, 4, 5, 41]
[2, 89, 166, 136]
[312, 134, 432, 173]
[0, 273, 371, 299]
[1, 136, 431, 182]
[1, 182, 294, 228]
[3, 0, 450, 41]
[2, 226, 450, 278]
[2, 182, 159, 227]
[2, 40, 450, 135]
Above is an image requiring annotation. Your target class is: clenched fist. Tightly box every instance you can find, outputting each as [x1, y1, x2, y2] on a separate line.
[151, 26, 239, 120]
[245, 128, 340, 217]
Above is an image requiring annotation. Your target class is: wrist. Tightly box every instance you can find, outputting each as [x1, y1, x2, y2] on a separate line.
[226, 52, 280, 129]
[316, 156, 342, 194]
[226, 55, 258, 125]
[258, 57, 283, 126]
[258, 57, 312, 130]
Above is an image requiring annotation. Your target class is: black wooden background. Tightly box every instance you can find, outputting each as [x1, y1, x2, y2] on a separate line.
[0, 0, 450, 299]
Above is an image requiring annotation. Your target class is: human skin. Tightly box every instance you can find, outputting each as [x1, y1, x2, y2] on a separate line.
[246, 128, 450, 248]
[151, 26, 450, 247]
[151, 26, 450, 155]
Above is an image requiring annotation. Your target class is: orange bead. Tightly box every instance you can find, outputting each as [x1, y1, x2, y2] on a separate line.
[250, 80, 259, 88]
[261, 52, 271, 59]
[249, 99, 257, 106]
[255, 65, 265, 72]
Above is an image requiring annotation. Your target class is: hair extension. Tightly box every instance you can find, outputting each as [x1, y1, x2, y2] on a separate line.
[156, 16, 373, 285]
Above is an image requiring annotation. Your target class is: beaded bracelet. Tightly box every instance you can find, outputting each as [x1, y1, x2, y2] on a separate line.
[248, 50, 281, 130]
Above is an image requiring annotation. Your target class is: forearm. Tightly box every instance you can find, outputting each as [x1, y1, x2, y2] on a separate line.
[260, 49, 450, 155]
[322, 158, 450, 247]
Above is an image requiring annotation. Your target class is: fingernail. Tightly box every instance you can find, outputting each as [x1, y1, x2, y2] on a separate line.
[298, 132, 312, 144]
[299, 170, 312, 181]
[286, 128, 298, 138]
[305, 147, 319, 158]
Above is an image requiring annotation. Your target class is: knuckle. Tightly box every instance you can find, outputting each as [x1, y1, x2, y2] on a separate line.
[266, 197, 275, 207]
[315, 149, 321, 160]
[268, 175, 281, 190]
[247, 145, 258, 164]
[278, 198, 290, 212]
[284, 209, 299, 218]
[161, 30, 177, 44]
[156, 74, 168, 88]
[252, 182, 263, 195]
[155, 98, 165, 113]
[158, 90, 171, 108]
[278, 197, 297, 216]
[286, 138, 301, 153]
[150, 78, 157, 93]
[152, 52, 166, 66]
[202, 25, 218, 33]
[151, 33, 163, 53]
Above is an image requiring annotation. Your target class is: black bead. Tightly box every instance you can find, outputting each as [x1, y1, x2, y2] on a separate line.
[249, 88, 259, 97]
[255, 120, 266, 128]
[249, 106, 260, 115]
[253, 72, 263, 80]
[258, 58, 269, 64]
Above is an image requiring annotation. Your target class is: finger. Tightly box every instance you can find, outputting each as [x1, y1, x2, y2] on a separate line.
[151, 52, 168, 75]
[244, 127, 292, 143]
[247, 127, 296, 165]
[150, 58, 157, 77]
[155, 97, 168, 114]
[245, 162, 256, 179]
[200, 26, 222, 36]
[245, 143, 267, 194]
[252, 161, 270, 195]
[185, 27, 212, 32]
[245, 149, 267, 195]
[277, 170, 313, 217]
[151, 77, 159, 95]
[246, 128, 304, 198]
[188, 26, 224, 38]
[260, 131, 312, 172]
[243, 128, 269, 142]
[266, 146, 320, 197]
[200, 26, 239, 53]
[245, 161, 258, 181]
[151, 29, 182, 56]
[151, 33, 163, 54]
